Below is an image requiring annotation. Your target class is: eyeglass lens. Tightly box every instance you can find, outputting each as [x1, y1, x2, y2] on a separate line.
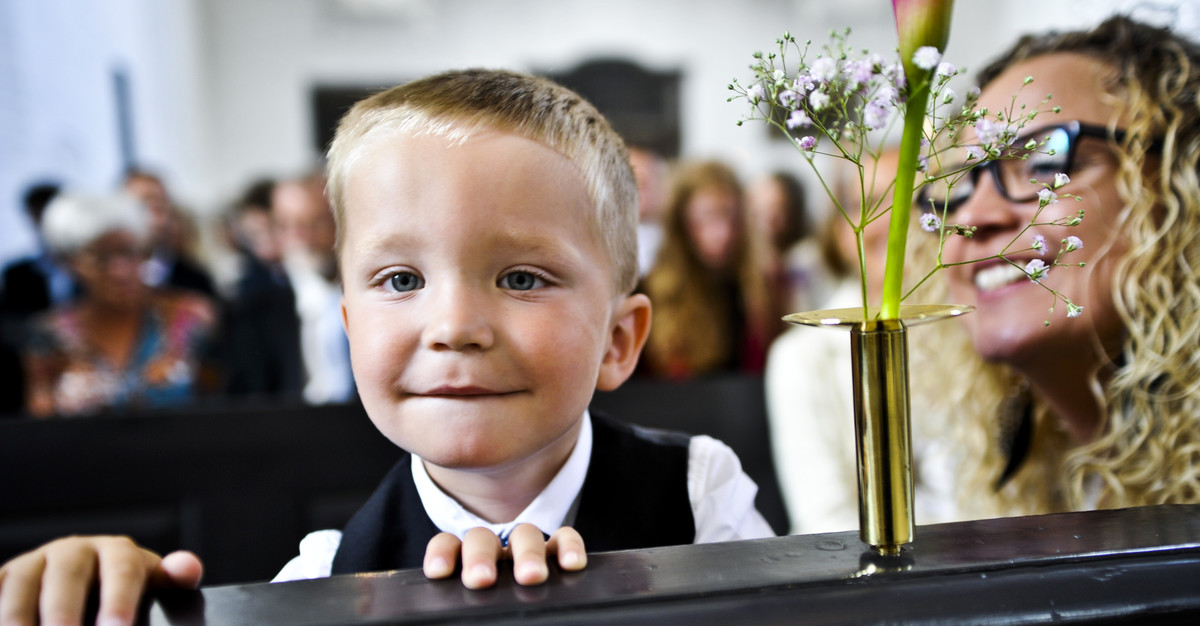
[922, 126, 1073, 214]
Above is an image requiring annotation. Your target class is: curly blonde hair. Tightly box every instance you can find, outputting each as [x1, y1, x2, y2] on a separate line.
[945, 16, 1200, 515]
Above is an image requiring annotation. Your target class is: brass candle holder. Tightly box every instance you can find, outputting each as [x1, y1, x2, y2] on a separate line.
[785, 304, 972, 556]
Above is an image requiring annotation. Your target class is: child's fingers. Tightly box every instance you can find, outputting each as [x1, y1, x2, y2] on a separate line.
[0, 548, 49, 626]
[39, 537, 103, 626]
[153, 551, 204, 590]
[506, 524, 549, 586]
[423, 533, 462, 580]
[93, 537, 169, 626]
[458, 528, 502, 590]
[547, 527, 588, 571]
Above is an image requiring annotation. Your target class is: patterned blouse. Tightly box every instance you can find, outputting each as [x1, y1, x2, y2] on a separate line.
[24, 293, 215, 416]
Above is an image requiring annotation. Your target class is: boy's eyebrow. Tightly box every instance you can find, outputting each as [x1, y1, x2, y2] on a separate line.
[489, 226, 595, 267]
[353, 230, 423, 260]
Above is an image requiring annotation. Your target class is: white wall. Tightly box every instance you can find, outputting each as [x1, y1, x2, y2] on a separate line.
[1, 0, 1186, 271]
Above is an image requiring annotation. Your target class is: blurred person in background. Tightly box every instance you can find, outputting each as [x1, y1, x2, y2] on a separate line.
[211, 178, 304, 400]
[745, 170, 822, 314]
[123, 168, 216, 298]
[0, 181, 76, 414]
[640, 159, 779, 379]
[20, 192, 216, 417]
[628, 145, 670, 277]
[272, 173, 354, 404]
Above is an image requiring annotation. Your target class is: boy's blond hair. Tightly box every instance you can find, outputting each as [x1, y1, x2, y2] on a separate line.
[326, 68, 639, 294]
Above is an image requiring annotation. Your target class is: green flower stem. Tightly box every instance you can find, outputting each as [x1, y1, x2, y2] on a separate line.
[880, 83, 930, 320]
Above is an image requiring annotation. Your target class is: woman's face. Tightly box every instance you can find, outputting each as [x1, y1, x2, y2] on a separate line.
[747, 177, 788, 246]
[942, 53, 1129, 373]
[685, 185, 741, 270]
[73, 230, 149, 311]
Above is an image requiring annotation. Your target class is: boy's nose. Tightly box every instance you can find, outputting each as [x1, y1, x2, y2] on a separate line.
[421, 285, 495, 351]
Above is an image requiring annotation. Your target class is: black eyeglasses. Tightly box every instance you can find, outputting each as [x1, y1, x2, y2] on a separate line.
[917, 121, 1126, 215]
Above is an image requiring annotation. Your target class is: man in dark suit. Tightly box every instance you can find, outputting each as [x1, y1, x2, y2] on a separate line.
[0, 182, 77, 415]
[123, 168, 216, 297]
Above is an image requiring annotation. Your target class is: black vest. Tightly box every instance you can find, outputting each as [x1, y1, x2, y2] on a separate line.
[331, 413, 695, 574]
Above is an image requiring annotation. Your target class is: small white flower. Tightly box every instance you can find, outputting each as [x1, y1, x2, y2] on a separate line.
[941, 88, 956, 104]
[965, 145, 985, 161]
[863, 101, 889, 130]
[779, 90, 799, 107]
[786, 109, 812, 129]
[1038, 188, 1059, 206]
[1066, 302, 1084, 318]
[799, 135, 817, 151]
[1053, 173, 1070, 188]
[1031, 234, 1047, 255]
[1063, 235, 1084, 252]
[920, 212, 941, 232]
[847, 59, 874, 86]
[810, 57, 838, 82]
[772, 69, 786, 82]
[875, 84, 897, 104]
[747, 83, 765, 103]
[913, 46, 942, 71]
[1024, 259, 1050, 282]
[975, 119, 1003, 145]
[936, 61, 956, 77]
[808, 90, 830, 111]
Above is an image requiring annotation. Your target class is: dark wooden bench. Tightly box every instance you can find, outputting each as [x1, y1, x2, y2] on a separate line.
[143, 505, 1200, 624]
[0, 374, 787, 585]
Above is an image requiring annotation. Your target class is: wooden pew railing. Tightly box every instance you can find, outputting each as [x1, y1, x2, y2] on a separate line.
[0, 374, 788, 584]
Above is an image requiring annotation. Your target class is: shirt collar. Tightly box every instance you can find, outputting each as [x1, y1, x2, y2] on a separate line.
[411, 410, 593, 542]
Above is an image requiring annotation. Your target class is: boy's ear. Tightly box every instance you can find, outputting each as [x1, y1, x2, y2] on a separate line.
[596, 293, 652, 391]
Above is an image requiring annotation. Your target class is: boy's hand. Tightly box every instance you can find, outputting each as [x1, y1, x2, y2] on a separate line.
[423, 524, 587, 589]
[0, 536, 202, 626]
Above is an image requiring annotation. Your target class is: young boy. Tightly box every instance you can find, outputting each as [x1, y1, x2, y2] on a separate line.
[0, 69, 773, 626]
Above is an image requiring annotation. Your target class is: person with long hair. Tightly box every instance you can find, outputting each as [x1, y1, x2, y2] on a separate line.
[929, 15, 1200, 518]
[641, 160, 779, 379]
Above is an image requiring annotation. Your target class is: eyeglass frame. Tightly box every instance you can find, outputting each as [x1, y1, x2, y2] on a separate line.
[917, 120, 1128, 215]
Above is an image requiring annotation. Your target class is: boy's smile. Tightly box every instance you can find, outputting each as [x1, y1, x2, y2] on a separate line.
[338, 127, 636, 506]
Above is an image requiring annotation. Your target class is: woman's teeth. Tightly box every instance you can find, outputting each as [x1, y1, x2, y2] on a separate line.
[974, 263, 1027, 291]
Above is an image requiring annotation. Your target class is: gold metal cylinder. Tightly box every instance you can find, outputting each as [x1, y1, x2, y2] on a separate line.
[850, 318, 913, 555]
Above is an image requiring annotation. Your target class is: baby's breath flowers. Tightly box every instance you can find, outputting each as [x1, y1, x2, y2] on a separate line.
[728, 9, 1087, 325]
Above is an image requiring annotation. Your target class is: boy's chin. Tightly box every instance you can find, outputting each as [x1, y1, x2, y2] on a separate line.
[418, 448, 528, 473]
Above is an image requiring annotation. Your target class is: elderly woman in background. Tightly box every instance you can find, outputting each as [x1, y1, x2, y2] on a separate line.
[928, 16, 1200, 518]
[21, 192, 216, 417]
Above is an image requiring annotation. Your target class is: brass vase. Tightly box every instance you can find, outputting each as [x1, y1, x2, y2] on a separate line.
[785, 304, 972, 556]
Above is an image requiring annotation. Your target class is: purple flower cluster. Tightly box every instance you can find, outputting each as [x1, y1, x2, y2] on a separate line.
[745, 33, 908, 137]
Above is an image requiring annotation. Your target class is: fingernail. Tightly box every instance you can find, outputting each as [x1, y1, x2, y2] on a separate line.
[426, 556, 450, 576]
[516, 561, 548, 582]
[559, 549, 583, 568]
[470, 564, 494, 581]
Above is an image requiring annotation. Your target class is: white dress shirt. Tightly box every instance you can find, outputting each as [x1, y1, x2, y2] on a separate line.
[273, 411, 774, 582]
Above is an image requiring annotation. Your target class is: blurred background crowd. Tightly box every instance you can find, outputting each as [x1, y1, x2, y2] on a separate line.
[0, 0, 1150, 418]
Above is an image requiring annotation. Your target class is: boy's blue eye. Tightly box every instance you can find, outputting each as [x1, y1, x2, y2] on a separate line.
[500, 271, 544, 291]
[389, 272, 424, 292]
